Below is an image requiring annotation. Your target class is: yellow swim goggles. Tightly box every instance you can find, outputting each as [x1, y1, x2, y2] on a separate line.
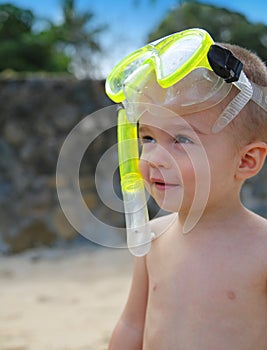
[106, 28, 216, 103]
[106, 28, 267, 129]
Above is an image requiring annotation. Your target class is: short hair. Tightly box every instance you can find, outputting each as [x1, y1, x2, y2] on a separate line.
[219, 43, 267, 144]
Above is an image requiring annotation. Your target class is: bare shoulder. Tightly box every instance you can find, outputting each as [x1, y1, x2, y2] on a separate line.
[247, 210, 267, 235]
[245, 211, 267, 265]
[149, 212, 178, 239]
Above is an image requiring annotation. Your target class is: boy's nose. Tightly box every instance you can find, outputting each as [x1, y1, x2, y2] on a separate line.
[142, 144, 171, 169]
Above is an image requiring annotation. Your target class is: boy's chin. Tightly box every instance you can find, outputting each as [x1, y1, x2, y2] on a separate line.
[155, 198, 184, 214]
[155, 197, 196, 216]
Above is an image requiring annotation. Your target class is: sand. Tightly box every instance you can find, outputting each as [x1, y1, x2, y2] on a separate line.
[0, 244, 133, 350]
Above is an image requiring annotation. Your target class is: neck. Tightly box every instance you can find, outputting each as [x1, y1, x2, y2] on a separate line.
[177, 194, 246, 235]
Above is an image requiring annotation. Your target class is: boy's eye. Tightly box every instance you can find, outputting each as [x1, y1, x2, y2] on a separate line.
[140, 135, 155, 144]
[175, 135, 193, 144]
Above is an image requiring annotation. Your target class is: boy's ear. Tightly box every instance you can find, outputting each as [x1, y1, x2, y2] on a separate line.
[235, 142, 267, 180]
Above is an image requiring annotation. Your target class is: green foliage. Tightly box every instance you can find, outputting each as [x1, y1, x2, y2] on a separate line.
[0, 1, 106, 76]
[0, 30, 70, 72]
[147, 1, 267, 61]
[0, 4, 33, 39]
[48, 0, 107, 77]
[0, 3, 70, 73]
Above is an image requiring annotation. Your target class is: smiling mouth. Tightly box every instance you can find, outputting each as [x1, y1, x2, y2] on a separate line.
[151, 179, 180, 190]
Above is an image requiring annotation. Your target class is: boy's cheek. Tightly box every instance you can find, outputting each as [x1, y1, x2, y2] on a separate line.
[139, 159, 148, 181]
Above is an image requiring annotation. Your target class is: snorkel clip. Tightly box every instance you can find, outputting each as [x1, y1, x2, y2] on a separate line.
[208, 44, 243, 83]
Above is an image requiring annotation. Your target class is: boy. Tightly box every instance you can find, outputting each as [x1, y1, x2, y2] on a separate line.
[106, 29, 267, 349]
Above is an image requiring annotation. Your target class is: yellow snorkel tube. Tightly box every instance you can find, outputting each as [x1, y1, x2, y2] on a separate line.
[117, 108, 152, 256]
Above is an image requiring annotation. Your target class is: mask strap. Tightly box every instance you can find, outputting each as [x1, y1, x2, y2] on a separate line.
[251, 83, 267, 112]
[212, 71, 253, 133]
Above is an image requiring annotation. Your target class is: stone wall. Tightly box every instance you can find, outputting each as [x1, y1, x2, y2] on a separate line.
[0, 75, 122, 253]
[0, 75, 266, 253]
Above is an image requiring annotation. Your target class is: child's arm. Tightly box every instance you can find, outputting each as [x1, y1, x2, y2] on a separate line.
[108, 255, 148, 350]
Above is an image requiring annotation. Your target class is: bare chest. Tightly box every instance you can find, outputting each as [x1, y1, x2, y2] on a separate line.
[147, 236, 267, 311]
[144, 236, 267, 349]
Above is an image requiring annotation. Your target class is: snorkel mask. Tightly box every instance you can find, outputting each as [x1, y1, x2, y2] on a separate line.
[105, 28, 267, 256]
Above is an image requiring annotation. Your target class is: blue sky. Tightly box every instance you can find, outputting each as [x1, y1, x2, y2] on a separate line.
[1, 0, 267, 76]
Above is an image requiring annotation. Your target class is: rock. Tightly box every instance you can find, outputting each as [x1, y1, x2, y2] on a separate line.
[3, 121, 27, 146]
[52, 207, 78, 240]
[53, 104, 80, 131]
[0, 75, 121, 254]
[3, 220, 57, 254]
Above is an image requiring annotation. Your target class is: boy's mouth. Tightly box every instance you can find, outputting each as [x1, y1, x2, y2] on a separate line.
[150, 177, 180, 190]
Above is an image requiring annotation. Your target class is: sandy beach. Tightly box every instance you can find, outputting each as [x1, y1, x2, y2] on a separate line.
[0, 243, 133, 350]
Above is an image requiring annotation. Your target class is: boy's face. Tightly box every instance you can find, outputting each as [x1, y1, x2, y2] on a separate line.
[138, 102, 240, 215]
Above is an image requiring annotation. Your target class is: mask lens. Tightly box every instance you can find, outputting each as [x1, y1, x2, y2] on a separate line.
[158, 35, 203, 79]
[108, 50, 152, 99]
[122, 64, 154, 122]
[176, 68, 232, 111]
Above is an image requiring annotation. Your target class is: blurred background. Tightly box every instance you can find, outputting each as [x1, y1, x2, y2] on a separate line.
[0, 0, 266, 254]
[0, 0, 266, 349]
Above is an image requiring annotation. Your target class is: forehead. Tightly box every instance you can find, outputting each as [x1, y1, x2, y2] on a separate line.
[135, 81, 239, 136]
[137, 104, 218, 135]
